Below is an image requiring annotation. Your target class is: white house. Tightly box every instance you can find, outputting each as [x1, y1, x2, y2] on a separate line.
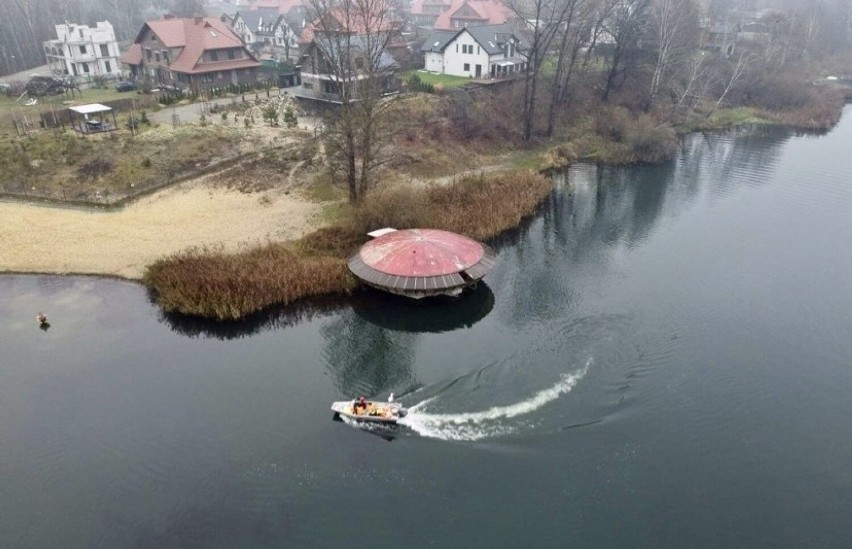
[421, 23, 526, 79]
[231, 8, 302, 61]
[43, 21, 122, 79]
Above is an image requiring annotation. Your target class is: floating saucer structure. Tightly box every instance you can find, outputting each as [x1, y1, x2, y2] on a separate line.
[348, 228, 496, 299]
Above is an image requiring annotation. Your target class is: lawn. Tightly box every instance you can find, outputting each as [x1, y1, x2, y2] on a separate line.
[401, 70, 471, 89]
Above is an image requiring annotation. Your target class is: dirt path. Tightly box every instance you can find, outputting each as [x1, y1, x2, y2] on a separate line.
[0, 176, 323, 279]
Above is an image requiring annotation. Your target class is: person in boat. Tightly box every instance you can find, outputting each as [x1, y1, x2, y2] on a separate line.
[353, 396, 368, 415]
[36, 312, 48, 325]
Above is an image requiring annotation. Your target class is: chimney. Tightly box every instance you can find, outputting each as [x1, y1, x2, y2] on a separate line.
[164, 14, 175, 20]
[194, 16, 204, 24]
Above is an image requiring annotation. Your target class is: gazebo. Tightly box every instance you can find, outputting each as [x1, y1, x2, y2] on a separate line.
[347, 228, 496, 299]
[69, 103, 118, 134]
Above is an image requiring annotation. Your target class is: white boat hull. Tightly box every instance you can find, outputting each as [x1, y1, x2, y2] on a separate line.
[331, 400, 407, 425]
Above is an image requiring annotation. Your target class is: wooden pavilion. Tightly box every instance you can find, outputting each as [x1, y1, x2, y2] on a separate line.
[69, 104, 118, 134]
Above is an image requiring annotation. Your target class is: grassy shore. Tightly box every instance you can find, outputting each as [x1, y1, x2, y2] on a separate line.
[144, 170, 552, 320]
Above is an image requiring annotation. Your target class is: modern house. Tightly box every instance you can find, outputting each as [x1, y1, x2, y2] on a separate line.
[121, 16, 261, 92]
[421, 23, 526, 78]
[43, 22, 122, 80]
[295, 6, 404, 102]
[231, 8, 302, 61]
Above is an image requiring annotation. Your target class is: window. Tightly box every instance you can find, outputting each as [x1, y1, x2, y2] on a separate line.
[155, 52, 160, 62]
[210, 51, 219, 61]
[78, 29, 84, 38]
[463, 63, 470, 71]
[82, 63, 90, 73]
[477, 46, 480, 55]
[146, 48, 152, 61]
[105, 61, 111, 73]
[80, 45, 87, 55]
[100, 44, 109, 57]
[163, 51, 170, 63]
[228, 49, 236, 60]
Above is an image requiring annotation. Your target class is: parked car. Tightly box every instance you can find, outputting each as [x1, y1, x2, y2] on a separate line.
[0, 83, 11, 94]
[115, 80, 136, 92]
[158, 84, 184, 94]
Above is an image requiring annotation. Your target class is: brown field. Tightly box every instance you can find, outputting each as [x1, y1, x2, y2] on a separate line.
[0, 179, 323, 279]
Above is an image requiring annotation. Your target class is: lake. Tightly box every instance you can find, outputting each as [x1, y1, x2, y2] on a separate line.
[2, 109, 852, 548]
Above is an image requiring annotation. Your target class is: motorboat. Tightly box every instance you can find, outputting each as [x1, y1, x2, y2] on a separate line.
[331, 396, 407, 425]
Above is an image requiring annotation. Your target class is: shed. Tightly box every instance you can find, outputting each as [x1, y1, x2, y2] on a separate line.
[69, 103, 118, 134]
[347, 228, 496, 299]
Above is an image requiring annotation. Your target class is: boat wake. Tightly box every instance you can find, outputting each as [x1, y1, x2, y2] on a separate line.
[398, 359, 591, 441]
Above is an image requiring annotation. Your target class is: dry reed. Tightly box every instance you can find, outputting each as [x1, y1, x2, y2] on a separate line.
[144, 170, 552, 320]
[144, 244, 354, 320]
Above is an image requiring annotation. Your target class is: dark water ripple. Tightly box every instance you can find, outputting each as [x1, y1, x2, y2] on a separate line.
[4, 108, 852, 547]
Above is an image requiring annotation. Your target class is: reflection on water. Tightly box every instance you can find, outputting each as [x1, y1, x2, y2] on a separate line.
[321, 306, 419, 398]
[12, 116, 852, 547]
[157, 295, 347, 340]
[351, 283, 494, 333]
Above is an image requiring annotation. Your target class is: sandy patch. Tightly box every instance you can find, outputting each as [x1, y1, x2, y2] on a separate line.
[0, 178, 323, 279]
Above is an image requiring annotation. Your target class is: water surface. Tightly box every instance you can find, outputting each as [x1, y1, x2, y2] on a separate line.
[2, 111, 852, 547]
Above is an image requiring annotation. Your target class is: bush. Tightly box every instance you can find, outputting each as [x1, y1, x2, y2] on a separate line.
[144, 245, 354, 320]
[283, 106, 298, 128]
[626, 115, 677, 164]
[77, 158, 114, 179]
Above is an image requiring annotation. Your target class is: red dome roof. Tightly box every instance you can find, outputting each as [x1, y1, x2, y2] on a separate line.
[347, 229, 496, 298]
[359, 229, 484, 277]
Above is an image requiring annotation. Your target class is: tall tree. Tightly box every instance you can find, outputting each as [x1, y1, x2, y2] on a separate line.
[645, 0, 698, 111]
[601, 0, 652, 101]
[545, 0, 598, 137]
[510, 0, 581, 141]
[306, 0, 401, 202]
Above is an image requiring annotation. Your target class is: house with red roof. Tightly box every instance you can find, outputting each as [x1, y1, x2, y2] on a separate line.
[432, 0, 516, 31]
[408, 0, 453, 28]
[294, 4, 407, 102]
[120, 16, 260, 92]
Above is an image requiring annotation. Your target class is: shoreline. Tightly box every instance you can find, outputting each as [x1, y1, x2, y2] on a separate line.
[2, 100, 847, 307]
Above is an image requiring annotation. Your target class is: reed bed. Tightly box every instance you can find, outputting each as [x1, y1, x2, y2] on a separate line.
[144, 244, 353, 320]
[145, 170, 553, 320]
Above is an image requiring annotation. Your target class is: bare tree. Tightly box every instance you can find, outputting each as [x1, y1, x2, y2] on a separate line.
[305, 0, 401, 202]
[669, 52, 709, 119]
[705, 51, 752, 119]
[601, 0, 652, 101]
[509, 0, 579, 141]
[545, 0, 596, 137]
[645, 0, 698, 111]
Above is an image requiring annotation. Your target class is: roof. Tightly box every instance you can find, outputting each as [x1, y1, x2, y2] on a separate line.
[235, 8, 282, 32]
[421, 29, 460, 52]
[421, 23, 521, 54]
[300, 3, 400, 44]
[311, 33, 400, 71]
[348, 228, 496, 296]
[433, 0, 515, 30]
[409, 0, 452, 16]
[467, 23, 521, 54]
[128, 17, 260, 75]
[356, 228, 487, 277]
[70, 103, 112, 114]
[250, 0, 306, 14]
[121, 43, 143, 65]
